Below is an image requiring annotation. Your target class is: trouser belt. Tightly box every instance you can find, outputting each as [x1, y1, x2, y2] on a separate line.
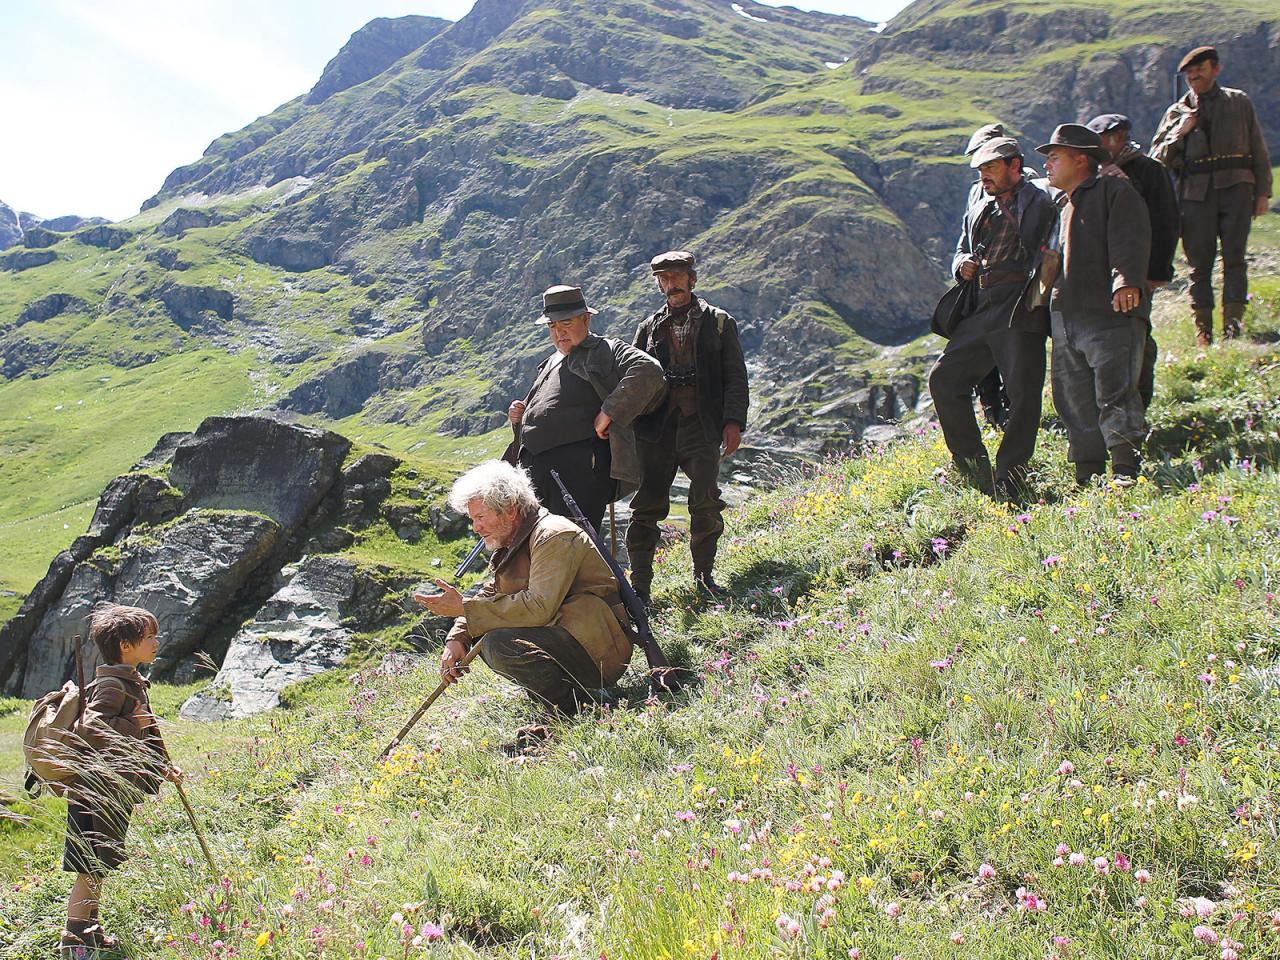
[979, 270, 1025, 288]
[1186, 154, 1254, 174]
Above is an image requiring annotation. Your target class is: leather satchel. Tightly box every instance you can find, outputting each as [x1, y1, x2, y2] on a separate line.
[931, 278, 978, 340]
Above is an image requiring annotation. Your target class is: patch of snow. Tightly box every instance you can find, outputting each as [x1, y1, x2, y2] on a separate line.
[824, 57, 850, 70]
[871, 22, 888, 33]
[732, 3, 768, 23]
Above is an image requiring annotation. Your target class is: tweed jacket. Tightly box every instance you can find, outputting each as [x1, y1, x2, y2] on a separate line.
[1151, 85, 1272, 203]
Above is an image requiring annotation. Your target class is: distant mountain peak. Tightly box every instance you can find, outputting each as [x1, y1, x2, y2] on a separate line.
[306, 14, 452, 104]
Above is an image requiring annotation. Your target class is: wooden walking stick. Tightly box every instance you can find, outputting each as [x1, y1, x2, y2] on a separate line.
[377, 643, 485, 762]
[146, 709, 218, 875]
[609, 501, 618, 559]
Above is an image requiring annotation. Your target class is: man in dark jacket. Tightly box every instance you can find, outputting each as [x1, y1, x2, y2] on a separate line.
[964, 124, 1011, 428]
[928, 136, 1057, 499]
[1040, 124, 1152, 486]
[627, 251, 749, 600]
[1151, 45, 1272, 343]
[1088, 113, 1180, 407]
[508, 284, 666, 532]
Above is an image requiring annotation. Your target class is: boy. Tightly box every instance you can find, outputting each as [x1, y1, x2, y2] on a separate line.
[62, 604, 179, 958]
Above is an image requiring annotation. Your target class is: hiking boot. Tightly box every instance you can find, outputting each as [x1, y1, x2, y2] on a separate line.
[1109, 443, 1141, 487]
[1074, 461, 1105, 487]
[695, 571, 730, 601]
[512, 723, 550, 753]
[1223, 302, 1244, 340]
[1193, 308, 1214, 347]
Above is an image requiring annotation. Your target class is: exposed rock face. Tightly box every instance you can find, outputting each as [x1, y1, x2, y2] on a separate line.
[0, 202, 21, 251]
[169, 416, 350, 534]
[0, 249, 57, 272]
[179, 556, 358, 720]
[0, 416, 375, 697]
[306, 15, 450, 104]
[21, 226, 64, 249]
[73, 225, 131, 250]
[158, 208, 224, 237]
[158, 283, 234, 329]
[19, 510, 280, 697]
[17, 293, 89, 327]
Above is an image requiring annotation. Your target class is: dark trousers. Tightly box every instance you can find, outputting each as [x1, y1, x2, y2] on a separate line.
[927, 286, 1047, 482]
[626, 412, 725, 588]
[1051, 311, 1147, 463]
[1140, 327, 1158, 409]
[521, 437, 614, 532]
[1182, 182, 1254, 309]
[976, 367, 1009, 426]
[478, 626, 603, 715]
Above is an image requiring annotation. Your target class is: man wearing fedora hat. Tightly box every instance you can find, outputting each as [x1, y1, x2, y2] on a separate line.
[627, 251, 749, 601]
[507, 284, 666, 532]
[1088, 112, 1180, 408]
[928, 135, 1057, 499]
[1039, 124, 1152, 486]
[1151, 45, 1272, 344]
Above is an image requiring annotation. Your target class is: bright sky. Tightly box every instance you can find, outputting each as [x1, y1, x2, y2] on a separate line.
[0, 1, 910, 222]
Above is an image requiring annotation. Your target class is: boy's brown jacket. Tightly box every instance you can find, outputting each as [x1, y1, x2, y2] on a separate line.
[73, 664, 167, 798]
[446, 509, 634, 685]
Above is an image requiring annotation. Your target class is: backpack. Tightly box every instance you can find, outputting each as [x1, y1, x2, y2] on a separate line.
[22, 636, 86, 798]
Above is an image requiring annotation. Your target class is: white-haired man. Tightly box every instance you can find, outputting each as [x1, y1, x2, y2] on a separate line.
[415, 460, 634, 728]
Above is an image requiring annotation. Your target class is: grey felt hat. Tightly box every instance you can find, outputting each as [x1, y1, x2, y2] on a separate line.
[964, 123, 1006, 157]
[1036, 124, 1109, 164]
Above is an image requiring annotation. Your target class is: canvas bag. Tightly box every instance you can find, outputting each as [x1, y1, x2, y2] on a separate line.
[22, 636, 86, 797]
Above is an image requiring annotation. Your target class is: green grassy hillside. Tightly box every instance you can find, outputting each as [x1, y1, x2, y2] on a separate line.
[2, 253, 1279, 956]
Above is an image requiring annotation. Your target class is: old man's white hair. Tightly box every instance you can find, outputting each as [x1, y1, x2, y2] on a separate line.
[449, 460, 540, 516]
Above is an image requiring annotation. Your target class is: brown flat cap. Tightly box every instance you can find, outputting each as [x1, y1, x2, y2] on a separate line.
[1036, 123, 1109, 164]
[536, 284, 597, 324]
[1178, 46, 1218, 72]
[650, 250, 696, 274]
[964, 123, 1006, 157]
[969, 137, 1022, 168]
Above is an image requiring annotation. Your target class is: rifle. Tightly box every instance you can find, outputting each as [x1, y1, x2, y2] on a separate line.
[377, 643, 484, 762]
[550, 469, 683, 696]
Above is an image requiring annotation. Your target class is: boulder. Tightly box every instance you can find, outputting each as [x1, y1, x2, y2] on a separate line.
[180, 556, 358, 720]
[169, 416, 351, 538]
[19, 509, 280, 697]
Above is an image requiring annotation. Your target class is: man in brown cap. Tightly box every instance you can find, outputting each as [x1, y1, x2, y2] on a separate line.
[1151, 45, 1272, 344]
[1040, 124, 1152, 486]
[507, 284, 665, 532]
[1088, 112, 1180, 407]
[627, 251, 749, 600]
[929, 136, 1057, 499]
[963, 123, 1011, 429]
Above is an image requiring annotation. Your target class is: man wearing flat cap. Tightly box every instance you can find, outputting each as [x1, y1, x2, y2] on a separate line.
[507, 284, 666, 532]
[1151, 45, 1272, 344]
[1040, 124, 1152, 486]
[962, 123, 1011, 429]
[627, 251, 749, 600]
[928, 135, 1057, 499]
[1088, 112, 1180, 407]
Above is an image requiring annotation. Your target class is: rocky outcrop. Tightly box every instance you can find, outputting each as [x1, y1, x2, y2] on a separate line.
[0, 249, 57, 272]
[0, 202, 22, 251]
[42, 215, 109, 232]
[16, 293, 89, 327]
[243, 232, 331, 272]
[73, 225, 132, 250]
[158, 208, 224, 237]
[21, 226, 64, 249]
[179, 556, 358, 720]
[0, 416, 368, 696]
[307, 15, 450, 104]
[158, 283, 234, 329]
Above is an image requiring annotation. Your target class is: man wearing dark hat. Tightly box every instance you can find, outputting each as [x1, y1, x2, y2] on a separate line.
[928, 136, 1057, 499]
[627, 251, 749, 600]
[1088, 112, 1180, 407]
[1151, 45, 1272, 344]
[507, 284, 666, 532]
[1040, 124, 1152, 486]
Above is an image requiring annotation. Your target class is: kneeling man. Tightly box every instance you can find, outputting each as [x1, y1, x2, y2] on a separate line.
[416, 460, 634, 718]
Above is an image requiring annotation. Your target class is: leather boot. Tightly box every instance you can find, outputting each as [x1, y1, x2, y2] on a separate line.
[59, 920, 96, 959]
[1074, 461, 1105, 487]
[1193, 308, 1214, 347]
[1109, 443, 1141, 487]
[695, 570, 729, 600]
[1223, 302, 1245, 340]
